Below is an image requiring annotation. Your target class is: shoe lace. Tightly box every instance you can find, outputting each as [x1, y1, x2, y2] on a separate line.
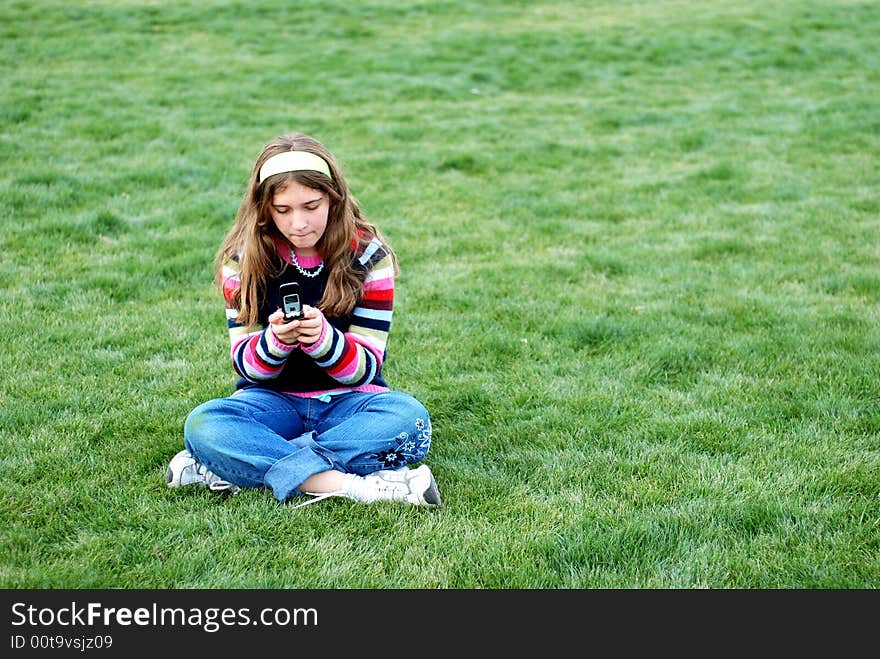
[291, 491, 346, 509]
[195, 463, 239, 493]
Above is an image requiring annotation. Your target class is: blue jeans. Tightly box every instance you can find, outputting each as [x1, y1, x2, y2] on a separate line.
[183, 387, 432, 501]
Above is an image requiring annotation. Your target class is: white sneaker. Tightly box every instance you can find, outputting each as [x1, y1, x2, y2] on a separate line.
[352, 465, 441, 506]
[165, 450, 240, 495]
[294, 465, 442, 509]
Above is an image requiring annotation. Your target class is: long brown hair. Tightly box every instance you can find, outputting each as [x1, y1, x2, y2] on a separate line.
[215, 133, 399, 328]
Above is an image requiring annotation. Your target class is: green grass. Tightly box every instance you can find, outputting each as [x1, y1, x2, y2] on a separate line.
[1, 0, 878, 588]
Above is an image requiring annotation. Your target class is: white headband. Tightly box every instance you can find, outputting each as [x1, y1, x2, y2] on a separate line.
[258, 150, 332, 183]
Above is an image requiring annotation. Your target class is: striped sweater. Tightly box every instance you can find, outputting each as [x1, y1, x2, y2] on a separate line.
[221, 235, 395, 395]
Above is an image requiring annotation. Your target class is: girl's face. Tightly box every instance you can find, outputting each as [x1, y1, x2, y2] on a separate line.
[268, 181, 330, 256]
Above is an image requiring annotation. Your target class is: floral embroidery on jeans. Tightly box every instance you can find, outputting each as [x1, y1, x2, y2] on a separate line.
[371, 417, 432, 468]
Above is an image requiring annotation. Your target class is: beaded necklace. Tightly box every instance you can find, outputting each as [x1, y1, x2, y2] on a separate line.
[290, 250, 324, 278]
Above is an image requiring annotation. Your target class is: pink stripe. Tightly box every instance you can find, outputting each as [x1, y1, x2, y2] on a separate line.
[286, 383, 390, 398]
[364, 276, 394, 291]
[331, 358, 361, 381]
[238, 334, 281, 378]
[243, 349, 277, 378]
[230, 335, 248, 361]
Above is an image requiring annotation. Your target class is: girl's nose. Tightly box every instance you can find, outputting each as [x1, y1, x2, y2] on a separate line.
[290, 210, 309, 229]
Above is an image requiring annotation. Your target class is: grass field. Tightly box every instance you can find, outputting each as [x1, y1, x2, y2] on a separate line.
[1, 0, 878, 588]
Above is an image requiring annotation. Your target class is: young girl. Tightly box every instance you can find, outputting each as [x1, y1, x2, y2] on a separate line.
[165, 133, 440, 508]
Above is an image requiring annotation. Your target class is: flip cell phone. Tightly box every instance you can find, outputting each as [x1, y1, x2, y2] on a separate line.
[279, 282, 303, 321]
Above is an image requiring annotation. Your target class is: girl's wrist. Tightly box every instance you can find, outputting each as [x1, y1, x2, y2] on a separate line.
[300, 310, 329, 354]
[267, 323, 300, 351]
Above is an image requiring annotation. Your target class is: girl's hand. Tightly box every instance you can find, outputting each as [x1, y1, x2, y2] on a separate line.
[269, 305, 323, 346]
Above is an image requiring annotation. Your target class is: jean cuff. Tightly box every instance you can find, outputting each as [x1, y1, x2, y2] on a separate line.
[264, 436, 335, 502]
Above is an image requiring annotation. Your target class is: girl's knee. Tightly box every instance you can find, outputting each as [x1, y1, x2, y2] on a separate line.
[389, 393, 433, 462]
[183, 398, 227, 453]
[384, 391, 430, 424]
[350, 392, 433, 470]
